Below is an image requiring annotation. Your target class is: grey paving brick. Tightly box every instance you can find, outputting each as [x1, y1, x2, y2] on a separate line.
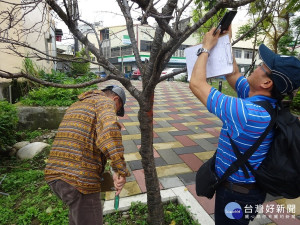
[128, 160, 143, 171]
[125, 126, 141, 135]
[189, 126, 206, 134]
[153, 137, 164, 143]
[177, 172, 196, 185]
[167, 119, 188, 124]
[213, 120, 223, 126]
[184, 116, 198, 122]
[123, 140, 139, 154]
[133, 137, 164, 145]
[159, 176, 184, 189]
[173, 146, 206, 154]
[206, 137, 219, 144]
[125, 162, 136, 182]
[154, 157, 167, 167]
[156, 120, 172, 128]
[133, 139, 141, 145]
[199, 124, 218, 128]
[129, 116, 139, 122]
[155, 112, 169, 118]
[194, 139, 217, 151]
[128, 157, 167, 171]
[121, 130, 129, 135]
[157, 132, 176, 142]
[153, 124, 162, 128]
[119, 119, 133, 123]
[157, 149, 183, 165]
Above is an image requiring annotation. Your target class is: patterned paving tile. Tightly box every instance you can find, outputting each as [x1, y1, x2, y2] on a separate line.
[159, 176, 184, 189]
[194, 151, 216, 161]
[105, 181, 142, 200]
[179, 154, 203, 171]
[187, 133, 215, 140]
[174, 135, 198, 147]
[153, 141, 184, 150]
[157, 149, 183, 165]
[156, 163, 192, 177]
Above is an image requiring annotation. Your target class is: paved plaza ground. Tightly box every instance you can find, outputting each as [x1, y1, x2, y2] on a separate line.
[99, 80, 300, 225]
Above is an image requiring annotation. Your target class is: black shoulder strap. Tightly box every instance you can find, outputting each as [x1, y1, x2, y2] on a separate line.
[217, 101, 277, 184]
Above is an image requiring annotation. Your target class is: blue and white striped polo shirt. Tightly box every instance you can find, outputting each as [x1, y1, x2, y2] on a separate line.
[206, 76, 277, 183]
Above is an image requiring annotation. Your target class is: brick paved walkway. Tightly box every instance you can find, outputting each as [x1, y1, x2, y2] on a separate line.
[99, 80, 300, 225]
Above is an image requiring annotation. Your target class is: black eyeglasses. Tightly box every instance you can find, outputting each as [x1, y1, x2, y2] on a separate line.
[258, 62, 271, 76]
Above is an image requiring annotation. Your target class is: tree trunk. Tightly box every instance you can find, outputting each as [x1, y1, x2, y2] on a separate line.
[138, 93, 164, 225]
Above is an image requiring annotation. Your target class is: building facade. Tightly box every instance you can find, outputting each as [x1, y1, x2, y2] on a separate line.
[0, 0, 57, 101]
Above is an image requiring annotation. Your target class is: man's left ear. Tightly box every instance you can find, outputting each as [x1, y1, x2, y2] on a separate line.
[262, 78, 273, 89]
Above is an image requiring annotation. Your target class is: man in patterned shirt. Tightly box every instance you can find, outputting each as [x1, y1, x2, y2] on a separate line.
[45, 85, 130, 225]
[190, 27, 300, 225]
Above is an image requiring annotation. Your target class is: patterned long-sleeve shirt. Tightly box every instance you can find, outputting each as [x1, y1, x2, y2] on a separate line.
[44, 90, 130, 194]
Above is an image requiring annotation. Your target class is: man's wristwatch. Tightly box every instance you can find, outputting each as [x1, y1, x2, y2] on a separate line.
[196, 47, 210, 56]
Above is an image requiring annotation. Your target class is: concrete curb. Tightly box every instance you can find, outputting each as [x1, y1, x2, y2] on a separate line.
[103, 186, 214, 225]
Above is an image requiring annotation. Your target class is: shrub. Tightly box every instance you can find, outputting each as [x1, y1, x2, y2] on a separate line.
[0, 101, 18, 151]
[291, 90, 300, 111]
[20, 87, 81, 106]
[39, 69, 70, 84]
[71, 48, 91, 75]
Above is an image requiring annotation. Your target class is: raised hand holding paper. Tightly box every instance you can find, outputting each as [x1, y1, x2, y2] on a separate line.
[184, 34, 233, 80]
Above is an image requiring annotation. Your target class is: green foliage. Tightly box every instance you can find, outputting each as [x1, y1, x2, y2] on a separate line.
[0, 101, 18, 151]
[164, 202, 199, 225]
[291, 90, 300, 111]
[15, 129, 47, 142]
[39, 69, 71, 84]
[210, 79, 237, 97]
[192, 1, 226, 42]
[20, 86, 81, 106]
[103, 201, 199, 225]
[22, 57, 39, 77]
[71, 48, 91, 75]
[20, 69, 97, 107]
[0, 151, 69, 225]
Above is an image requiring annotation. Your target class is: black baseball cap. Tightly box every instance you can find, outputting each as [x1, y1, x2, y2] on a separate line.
[259, 44, 300, 95]
[102, 85, 126, 117]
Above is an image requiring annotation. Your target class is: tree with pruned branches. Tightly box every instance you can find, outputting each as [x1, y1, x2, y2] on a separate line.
[0, 0, 275, 224]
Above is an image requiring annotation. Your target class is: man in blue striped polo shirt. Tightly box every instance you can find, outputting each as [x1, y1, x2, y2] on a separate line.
[190, 26, 300, 225]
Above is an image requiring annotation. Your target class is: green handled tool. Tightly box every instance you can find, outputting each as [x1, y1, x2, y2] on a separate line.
[114, 194, 119, 210]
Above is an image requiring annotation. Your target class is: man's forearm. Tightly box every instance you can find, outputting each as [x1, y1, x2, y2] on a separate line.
[226, 57, 241, 90]
[189, 52, 212, 106]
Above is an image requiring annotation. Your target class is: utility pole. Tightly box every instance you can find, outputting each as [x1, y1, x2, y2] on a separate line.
[68, 0, 79, 54]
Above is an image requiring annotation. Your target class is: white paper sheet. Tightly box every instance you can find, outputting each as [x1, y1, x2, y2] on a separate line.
[184, 35, 233, 80]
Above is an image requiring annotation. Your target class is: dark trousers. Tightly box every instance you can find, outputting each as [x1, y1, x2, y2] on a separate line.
[49, 180, 103, 225]
[214, 184, 266, 225]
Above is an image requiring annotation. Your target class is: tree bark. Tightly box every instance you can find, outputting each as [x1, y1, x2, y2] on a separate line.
[138, 93, 164, 225]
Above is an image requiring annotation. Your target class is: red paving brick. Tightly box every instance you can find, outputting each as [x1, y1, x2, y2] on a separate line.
[197, 118, 213, 124]
[172, 123, 189, 131]
[204, 128, 220, 137]
[179, 154, 203, 171]
[186, 184, 215, 215]
[191, 110, 205, 116]
[153, 132, 159, 138]
[132, 169, 163, 193]
[132, 169, 146, 192]
[175, 135, 198, 146]
[169, 114, 183, 120]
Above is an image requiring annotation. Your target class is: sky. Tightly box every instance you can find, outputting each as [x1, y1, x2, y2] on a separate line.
[55, 0, 249, 45]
